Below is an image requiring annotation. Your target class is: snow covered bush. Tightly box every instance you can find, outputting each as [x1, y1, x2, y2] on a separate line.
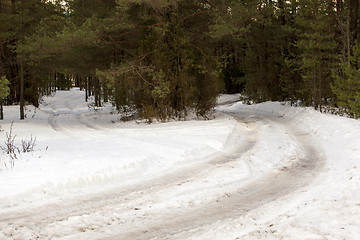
[0, 122, 17, 155]
[1, 122, 38, 169]
[21, 135, 37, 153]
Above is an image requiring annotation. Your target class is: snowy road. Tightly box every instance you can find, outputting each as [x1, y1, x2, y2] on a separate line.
[99, 115, 324, 240]
[1, 90, 359, 239]
[0, 94, 323, 239]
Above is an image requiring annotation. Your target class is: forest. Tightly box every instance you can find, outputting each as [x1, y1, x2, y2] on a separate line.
[0, 0, 360, 121]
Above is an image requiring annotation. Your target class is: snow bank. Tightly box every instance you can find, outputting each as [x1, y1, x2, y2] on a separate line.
[0, 90, 241, 205]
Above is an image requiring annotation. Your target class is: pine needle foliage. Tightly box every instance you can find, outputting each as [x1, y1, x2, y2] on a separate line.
[332, 42, 360, 118]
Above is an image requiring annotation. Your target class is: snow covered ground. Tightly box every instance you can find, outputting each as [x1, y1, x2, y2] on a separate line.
[0, 88, 359, 240]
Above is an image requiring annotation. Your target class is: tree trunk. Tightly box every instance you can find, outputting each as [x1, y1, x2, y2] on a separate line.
[94, 80, 98, 106]
[103, 82, 108, 103]
[0, 0, 4, 101]
[278, 0, 286, 26]
[88, 77, 92, 97]
[85, 77, 88, 102]
[349, 0, 359, 42]
[0, 100, 3, 120]
[19, 53, 24, 120]
[94, 77, 101, 107]
[19, 0, 24, 120]
[98, 79, 101, 106]
[0, 0, 2, 78]
[0, 44, 2, 78]
[354, 0, 359, 40]
[347, 17, 351, 62]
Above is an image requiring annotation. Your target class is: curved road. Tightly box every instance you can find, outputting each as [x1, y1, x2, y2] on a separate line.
[0, 103, 324, 239]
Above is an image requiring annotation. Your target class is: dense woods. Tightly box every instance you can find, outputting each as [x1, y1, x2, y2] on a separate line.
[0, 0, 360, 120]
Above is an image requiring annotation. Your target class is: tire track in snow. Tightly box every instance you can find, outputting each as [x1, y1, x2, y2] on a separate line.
[63, 93, 101, 131]
[98, 113, 325, 240]
[42, 91, 99, 132]
[0, 111, 324, 240]
[46, 111, 60, 131]
[0, 116, 259, 239]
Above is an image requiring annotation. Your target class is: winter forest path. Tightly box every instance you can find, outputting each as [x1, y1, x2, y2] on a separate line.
[40, 89, 99, 132]
[0, 98, 325, 239]
[97, 111, 325, 239]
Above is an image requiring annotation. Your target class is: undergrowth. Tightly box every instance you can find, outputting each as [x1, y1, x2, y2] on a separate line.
[0, 122, 37, 169]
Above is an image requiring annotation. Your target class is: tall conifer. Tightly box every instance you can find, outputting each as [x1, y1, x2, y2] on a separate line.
[294, 0, 337, 109]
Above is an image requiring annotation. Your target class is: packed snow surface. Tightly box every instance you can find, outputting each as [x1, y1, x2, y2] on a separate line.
[0, 88, 359, 240]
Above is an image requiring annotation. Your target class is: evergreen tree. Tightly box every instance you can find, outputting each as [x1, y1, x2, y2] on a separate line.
[332, 42, 360, 118]
[294, 0, 337, 109]
[210, 0, 287, 102]
[97, 0, 220, 120]
[0, 0, 64, 118]
[0, 0, 359, 120]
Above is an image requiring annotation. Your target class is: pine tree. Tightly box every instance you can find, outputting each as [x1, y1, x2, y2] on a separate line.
[0, 0, 64, 118]
[332, 42, 360, 118]
[210, 0, 287, 102]
[97, 0, 221, 120]
[1, 0, 358, 120]
[294, 0, 337, 109]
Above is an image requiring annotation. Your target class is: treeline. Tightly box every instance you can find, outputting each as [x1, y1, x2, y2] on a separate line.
[0, 0, 360, 120]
